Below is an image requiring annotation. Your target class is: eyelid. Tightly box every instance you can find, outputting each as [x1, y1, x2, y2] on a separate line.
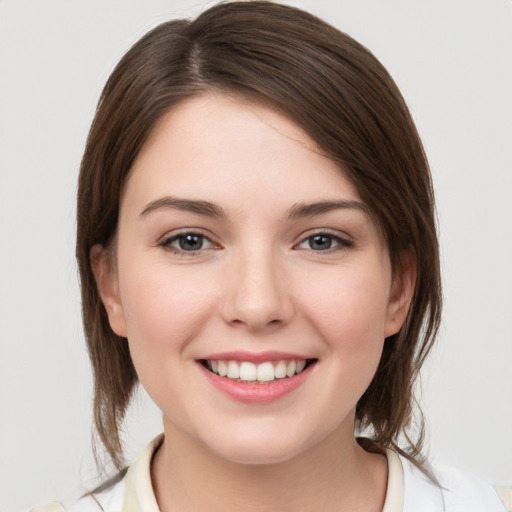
[294, 229, 354, 251]
[156, 228, 221, 254]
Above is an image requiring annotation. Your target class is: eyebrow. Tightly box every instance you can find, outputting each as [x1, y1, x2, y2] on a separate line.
[287, 200, 368, 219]
[140, 197, 227, 218]
[140, 196, 367, 220]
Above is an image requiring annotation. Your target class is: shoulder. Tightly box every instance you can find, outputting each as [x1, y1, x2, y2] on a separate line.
[434, 462, 512, 512]
[496, 486, 512, 512]
[28, 504, 65, 512]
[400, 454, 511, 512]
[28, 476, 126, 512]
[27, 435, 163, 512]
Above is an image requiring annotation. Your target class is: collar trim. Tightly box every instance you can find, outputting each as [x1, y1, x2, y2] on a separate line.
[123, 434, 404, 512]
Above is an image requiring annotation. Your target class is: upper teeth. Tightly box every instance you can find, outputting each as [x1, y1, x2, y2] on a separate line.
[207, 359, 307, 382]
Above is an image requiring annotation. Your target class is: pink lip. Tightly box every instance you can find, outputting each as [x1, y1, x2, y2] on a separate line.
[200, 350, 309, 364]
[198, 360, 315, 404]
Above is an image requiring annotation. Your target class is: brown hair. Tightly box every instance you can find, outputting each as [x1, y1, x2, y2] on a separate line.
[77, 0, 441, 470]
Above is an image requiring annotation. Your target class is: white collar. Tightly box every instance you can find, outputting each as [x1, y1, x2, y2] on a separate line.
[122, 434, 405, 512]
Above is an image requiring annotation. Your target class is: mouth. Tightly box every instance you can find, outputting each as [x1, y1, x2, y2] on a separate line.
[199, 358, 317, 384]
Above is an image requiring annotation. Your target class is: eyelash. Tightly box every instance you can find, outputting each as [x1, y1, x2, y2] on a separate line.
[158, 230, 353, 255]
[294, 231, 354, 253]
[158, 231, 217, 255]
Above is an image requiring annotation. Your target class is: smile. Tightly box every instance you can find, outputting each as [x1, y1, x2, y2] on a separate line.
[204, 359, 312, 383]
[198, 353, 317, 403]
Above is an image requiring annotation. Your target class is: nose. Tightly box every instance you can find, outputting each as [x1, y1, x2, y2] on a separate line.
[220, 246, 294, 332]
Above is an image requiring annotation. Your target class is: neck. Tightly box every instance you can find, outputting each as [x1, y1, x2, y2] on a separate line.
[152, 418, 388, 512]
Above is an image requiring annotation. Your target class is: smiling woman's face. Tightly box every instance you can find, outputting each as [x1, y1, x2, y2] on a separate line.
[93, 94, 412, 464]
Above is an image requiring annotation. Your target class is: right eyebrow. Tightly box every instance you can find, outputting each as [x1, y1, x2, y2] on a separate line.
[287, 199, 368, 219]
[139, 196, 227, 218]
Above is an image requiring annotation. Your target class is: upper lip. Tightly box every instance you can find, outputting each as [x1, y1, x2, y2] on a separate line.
[199, 351, 313, 364]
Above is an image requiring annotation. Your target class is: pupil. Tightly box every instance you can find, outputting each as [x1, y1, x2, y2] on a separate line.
[310, 235, 332, 250]
[179, 234, 203, 250]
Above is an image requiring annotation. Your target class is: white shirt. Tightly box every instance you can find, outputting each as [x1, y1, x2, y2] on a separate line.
[30, 435, 511, 512]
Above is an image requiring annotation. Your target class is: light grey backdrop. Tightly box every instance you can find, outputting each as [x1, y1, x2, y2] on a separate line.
[0, 1, 511, 510]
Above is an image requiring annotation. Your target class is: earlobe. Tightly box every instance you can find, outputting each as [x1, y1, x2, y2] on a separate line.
[384, 252, 416, 338]
[90, 244, 127, 337]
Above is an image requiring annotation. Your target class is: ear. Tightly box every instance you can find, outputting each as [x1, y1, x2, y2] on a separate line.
[384, 251, 416, 338]
[90, 244, 127, 337]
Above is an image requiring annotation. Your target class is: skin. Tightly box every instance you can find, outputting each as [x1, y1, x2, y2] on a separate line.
[92, 94, 415, 511]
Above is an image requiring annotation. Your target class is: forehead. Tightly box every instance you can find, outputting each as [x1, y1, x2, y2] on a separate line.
[124, 93, 362, 209]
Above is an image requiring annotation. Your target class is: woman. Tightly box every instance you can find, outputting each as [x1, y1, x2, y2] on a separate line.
[30, 1, 511, 511]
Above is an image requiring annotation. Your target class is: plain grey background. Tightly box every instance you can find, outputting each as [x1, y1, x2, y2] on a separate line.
[0, 1, 511, 510]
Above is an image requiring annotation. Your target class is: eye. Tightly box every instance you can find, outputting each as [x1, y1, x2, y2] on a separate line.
[160, 232, 215, 253]
[297, 232, 352, 252]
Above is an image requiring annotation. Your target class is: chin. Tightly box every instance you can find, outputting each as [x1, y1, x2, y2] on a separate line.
[214, 441, 303, 466]
[202, 424, 317, 466]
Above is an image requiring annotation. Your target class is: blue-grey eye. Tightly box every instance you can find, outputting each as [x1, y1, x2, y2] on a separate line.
[163, 233, 213, 252]
[179, 234, 204, 250]
[298, 233, 350, 251]
[308, 234, 334, 250]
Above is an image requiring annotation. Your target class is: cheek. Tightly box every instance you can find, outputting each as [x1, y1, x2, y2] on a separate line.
[117, 261, 223, 426]
[303, 269, 390, 342]
[117, 259, 219, 369]
[297, 267, 390, 385]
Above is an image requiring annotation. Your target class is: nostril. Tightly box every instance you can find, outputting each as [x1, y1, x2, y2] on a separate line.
[219, 270, 294, 330]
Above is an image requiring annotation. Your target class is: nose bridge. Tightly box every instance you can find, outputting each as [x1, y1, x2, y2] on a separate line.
[222, 239, 292, 330]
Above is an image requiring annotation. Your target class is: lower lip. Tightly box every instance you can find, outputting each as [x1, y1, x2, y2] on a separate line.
[198, 362, 314, 403]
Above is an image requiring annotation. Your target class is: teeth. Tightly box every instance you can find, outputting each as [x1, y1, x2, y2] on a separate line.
[239, 362, 257, 381]
[227, 361, 240, 379]
[206, 359, 309, 382]
[217, 361, 228, 377]
[286, 360, 296, 377]
[257, 362, 275, 382]
[274, 361, 287, 379]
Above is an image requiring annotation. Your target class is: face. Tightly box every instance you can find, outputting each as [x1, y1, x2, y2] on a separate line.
[93, 94, 412, 465]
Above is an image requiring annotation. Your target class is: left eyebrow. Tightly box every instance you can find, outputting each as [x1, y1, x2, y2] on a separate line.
[287, 200, 368, 219]
[140, 196, 227, 218]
